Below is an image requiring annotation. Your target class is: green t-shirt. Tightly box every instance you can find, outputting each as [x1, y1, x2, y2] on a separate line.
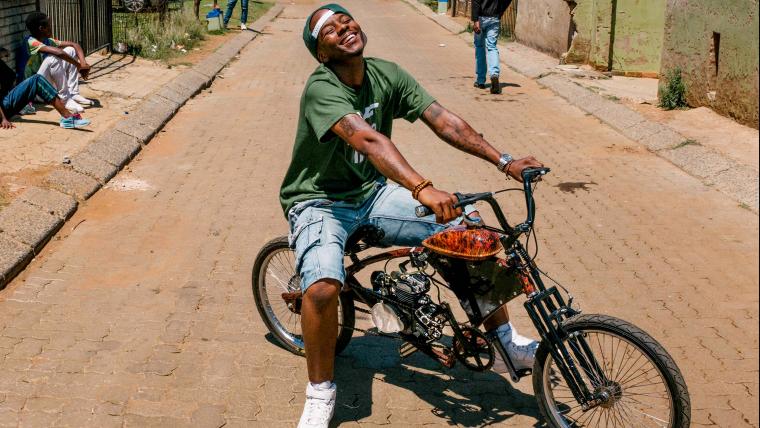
[279, 57, 435, 216]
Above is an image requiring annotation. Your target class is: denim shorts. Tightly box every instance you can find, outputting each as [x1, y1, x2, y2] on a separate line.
[288, 183, 476, 292]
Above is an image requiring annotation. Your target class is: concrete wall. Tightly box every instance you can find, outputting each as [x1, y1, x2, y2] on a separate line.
[0, 0, 36, 78]
[611, 0, 666, 74]
[566, 0, 666, 75]
[660, 0, 759, 128]
[565, 0, 613, 67]
[514, 0, 574, 57]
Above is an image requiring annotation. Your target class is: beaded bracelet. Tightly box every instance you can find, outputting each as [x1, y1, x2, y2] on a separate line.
[412, 179, 433, 200]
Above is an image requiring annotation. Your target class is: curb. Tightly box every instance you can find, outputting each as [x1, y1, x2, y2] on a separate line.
[403, 0, 759, 213]
[0, 3, 285, 289]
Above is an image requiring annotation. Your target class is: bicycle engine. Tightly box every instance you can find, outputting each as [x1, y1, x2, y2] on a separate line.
[370, 270, 446, 343]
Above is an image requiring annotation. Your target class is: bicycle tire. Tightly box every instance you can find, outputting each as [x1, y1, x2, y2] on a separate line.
[533, 314, 691, 428]
[252, 236, 355, 356]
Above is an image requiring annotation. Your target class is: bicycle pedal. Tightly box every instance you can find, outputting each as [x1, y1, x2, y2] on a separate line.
[399, 342, 418, 358]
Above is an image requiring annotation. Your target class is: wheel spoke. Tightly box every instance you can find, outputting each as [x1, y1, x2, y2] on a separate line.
[541, 326, 675, 428]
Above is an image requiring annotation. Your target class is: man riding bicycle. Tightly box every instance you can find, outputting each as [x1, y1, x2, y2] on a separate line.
[279, 4, 544, 427]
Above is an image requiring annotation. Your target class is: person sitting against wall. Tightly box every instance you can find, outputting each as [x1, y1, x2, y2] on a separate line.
[23, 12, 94, 114]
[1, 47, 91, 130]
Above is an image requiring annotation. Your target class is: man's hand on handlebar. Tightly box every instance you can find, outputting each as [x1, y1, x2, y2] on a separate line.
[505, 156, 544, 182]
[417, 186, 462, 224]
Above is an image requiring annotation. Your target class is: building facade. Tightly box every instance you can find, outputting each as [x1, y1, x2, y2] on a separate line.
[660, 0, 759, 127]
[0, 0, 36, 75]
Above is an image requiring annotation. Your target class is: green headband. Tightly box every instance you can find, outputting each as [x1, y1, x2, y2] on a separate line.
[302, 3, 353, 61]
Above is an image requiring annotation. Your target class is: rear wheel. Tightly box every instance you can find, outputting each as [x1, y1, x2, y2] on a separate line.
[533, 314, 690, 428]
[252, 236, 355, 356]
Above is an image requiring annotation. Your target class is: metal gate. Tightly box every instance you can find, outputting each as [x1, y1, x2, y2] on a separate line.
[36, 0, 113, 55]
[452, 0, 519, 40]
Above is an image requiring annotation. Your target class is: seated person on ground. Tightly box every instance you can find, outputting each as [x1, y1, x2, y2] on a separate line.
[24, 12, 94, 114]
[1, 47, 91, 130]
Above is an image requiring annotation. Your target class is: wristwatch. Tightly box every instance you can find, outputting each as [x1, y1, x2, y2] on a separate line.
[496, 153, 514, 172]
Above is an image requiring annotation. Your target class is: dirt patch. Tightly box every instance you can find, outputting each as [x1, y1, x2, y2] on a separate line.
[166, 31, 238, 67]
[0, 165, 56, 204]
[625, 102, 759, 171]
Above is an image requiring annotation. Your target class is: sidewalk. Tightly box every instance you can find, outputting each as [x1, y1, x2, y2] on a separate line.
[0, 5, 284, 288]
[0, 53, 182, 204]
[408, 1, 759, 213]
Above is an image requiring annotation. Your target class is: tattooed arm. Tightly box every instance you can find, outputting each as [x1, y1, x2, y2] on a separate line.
[421, 102, 542, 181]
[331, 113, 461, 222]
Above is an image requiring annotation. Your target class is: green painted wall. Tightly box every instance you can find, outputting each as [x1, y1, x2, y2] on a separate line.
[566, 0, 666, 74]
[660, 0, 759, 128]
[611, 0, 666, 73]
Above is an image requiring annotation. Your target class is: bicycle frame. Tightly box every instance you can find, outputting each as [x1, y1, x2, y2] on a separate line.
[341, 167, 613, 410]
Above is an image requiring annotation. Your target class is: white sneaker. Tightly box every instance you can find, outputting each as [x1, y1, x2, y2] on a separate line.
[71, 94, 93, 106]
[492, 322, 539, 372]
[241, 23, 247, 30]
[65, 98, 84, 113]
[297, 382, 336, 428]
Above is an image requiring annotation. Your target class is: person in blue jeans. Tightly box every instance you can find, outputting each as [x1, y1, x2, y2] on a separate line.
[1, 64, 90, 130]
[472, 0, 512, 94]
[223, 0, 249, 30]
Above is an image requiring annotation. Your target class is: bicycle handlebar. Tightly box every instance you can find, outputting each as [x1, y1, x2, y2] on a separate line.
[414, 167, 551, 232]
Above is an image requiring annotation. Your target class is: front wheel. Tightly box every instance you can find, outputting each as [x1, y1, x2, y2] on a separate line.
[252, 236, 355, 356]
[533, 314, 691, 428]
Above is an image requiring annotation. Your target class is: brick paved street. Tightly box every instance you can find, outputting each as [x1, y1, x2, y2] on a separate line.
[1, 1, 757, 426]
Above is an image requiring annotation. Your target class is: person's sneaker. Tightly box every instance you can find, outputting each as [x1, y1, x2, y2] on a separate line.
[491, 322, 539, 372]
[241, 23, 248, 30]
[60, 115, 91, 129]
[71, 94, 93, 106]
[490, 75, 501, 94]
[19, 103, 36, 115]
[474, 82, 487, 89]
[65, 98, 84, 114]
[297, 382, 336, 428]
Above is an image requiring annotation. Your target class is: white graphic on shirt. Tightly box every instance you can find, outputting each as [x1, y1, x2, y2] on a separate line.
[351, 102, 380, 164]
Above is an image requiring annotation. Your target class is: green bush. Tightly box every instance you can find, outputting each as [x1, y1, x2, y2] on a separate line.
[658, 67, 688, 110]
[124, 9, 206, 60]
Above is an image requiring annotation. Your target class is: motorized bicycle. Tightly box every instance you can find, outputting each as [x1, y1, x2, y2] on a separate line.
[252, 167, 691, 427]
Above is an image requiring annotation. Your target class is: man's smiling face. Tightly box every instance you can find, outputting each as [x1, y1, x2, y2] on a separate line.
[310, 10, 366, 63]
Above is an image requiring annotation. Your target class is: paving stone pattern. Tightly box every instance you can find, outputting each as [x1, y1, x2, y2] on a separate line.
[0, 1, 757, 426]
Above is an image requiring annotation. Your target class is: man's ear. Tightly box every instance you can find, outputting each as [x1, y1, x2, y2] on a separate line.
[317, 47, 328, 64]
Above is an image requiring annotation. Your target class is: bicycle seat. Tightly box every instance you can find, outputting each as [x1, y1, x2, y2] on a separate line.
[345, 225, 385, 255]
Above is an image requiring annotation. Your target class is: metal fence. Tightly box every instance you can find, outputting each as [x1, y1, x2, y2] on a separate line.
[452, 0, 519, 39]
[36, 0, 113, 55]
[111, 0, 183, 48]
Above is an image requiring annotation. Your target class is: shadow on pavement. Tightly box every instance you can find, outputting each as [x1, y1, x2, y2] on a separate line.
[332, 335, 543, 427]
[490, 82, 521, 89]
[14, 118, 94, 132]
[87, 53, 137, 80]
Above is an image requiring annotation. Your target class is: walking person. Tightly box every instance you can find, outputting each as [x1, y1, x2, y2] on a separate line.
[282, 4, 543, 427]
[24, 12, 94, 113]
[472, 0, 512, 94]
[223, 0, 249, 30]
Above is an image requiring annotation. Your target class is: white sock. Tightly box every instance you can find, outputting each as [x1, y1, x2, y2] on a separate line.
[310, 381, 335, 391]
